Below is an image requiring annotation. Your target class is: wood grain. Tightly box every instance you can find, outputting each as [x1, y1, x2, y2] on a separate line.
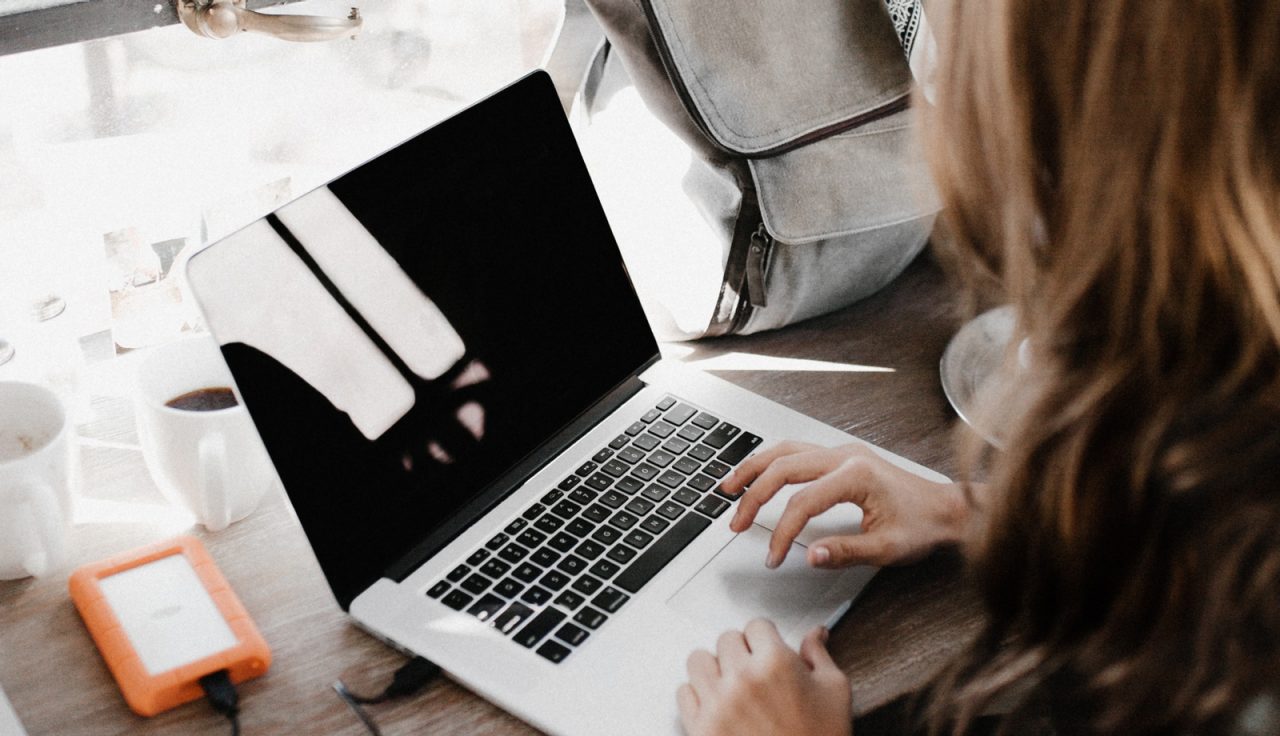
[0, 251, 983, 735]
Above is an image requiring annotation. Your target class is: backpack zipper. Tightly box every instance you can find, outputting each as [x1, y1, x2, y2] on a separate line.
[745, 224, 772, 309]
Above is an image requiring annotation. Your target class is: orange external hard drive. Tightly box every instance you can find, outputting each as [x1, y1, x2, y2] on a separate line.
[68, 535, 271, 716]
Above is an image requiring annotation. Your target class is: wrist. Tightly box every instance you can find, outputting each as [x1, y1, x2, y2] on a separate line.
[934, 481, 972, 547]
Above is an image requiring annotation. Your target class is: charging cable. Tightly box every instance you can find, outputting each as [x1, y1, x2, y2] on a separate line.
[199, 670, 241, 736]
[333, 656, 441, 735]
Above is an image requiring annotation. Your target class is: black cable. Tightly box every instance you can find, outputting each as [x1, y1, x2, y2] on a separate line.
[333, 656, 441, 735]
[199, 669, 241, 736]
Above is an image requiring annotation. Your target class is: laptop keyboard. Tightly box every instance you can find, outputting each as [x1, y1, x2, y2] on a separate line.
[424, 396, 761, 664]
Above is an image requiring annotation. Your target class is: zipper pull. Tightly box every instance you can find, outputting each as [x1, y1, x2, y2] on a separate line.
[745, 224, 771, 308]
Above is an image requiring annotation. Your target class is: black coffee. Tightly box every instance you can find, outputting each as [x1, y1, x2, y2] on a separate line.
[165, 387, 238, 412]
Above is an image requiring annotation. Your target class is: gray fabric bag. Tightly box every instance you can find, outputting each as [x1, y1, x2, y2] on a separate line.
[578, 0, 940, 337]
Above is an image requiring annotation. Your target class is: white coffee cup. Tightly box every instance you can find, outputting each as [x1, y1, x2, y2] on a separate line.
[0, 381, 73, 580]
[135, 337, 274, 532]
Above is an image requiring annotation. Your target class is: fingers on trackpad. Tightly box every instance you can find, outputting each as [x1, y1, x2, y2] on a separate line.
[749, 483, 863, 547]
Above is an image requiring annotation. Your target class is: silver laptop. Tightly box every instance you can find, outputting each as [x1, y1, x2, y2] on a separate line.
[186, 71, 946, 735]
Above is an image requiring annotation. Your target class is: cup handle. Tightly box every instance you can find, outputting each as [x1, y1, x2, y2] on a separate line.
[198, 432, 232, 532]
[16, 481, 64, 577]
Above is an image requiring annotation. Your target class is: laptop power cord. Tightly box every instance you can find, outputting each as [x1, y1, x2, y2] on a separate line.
[333, 656, 442, 735]
[199, 670, 242, 736]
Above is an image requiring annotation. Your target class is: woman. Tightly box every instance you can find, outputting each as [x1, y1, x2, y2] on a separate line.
[676, 1, 1280, 734]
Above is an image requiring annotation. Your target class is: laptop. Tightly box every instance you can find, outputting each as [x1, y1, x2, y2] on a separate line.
[185, 71, 947, 735]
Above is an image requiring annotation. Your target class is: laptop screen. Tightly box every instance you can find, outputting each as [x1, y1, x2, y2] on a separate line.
[188, 73, 659, 608]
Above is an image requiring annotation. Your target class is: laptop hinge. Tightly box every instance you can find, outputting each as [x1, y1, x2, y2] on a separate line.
[380, 354, 661, 588]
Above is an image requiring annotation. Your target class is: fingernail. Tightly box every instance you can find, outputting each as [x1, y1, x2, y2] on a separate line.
[812, 546, 830, 566]
[765, 551, 780, 569]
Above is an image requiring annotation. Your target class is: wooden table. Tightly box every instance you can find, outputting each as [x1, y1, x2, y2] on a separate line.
[0, 251, 984, 735]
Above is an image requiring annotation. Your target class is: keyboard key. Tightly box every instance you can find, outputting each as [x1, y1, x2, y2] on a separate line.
[677, 425, 706, 443]
[498, 543, 530, 564]
[606, 544, 637, 565]
[593, 448, 615, 463]
[514, 607, 566, 648]
[695, 495, 732, 518]
[447, 564, 470, 582]
[640, 408, 662, 423]
[558, 475, 582, 490]
[549, 532, 578, 552]
[615, 477, 644, 495]
[673, 457, 701, 475]
[572, 574, 603, 595]
[625, 422, 645, 436]
[555, 590, 586, 609]
[555, 623, 590, 646]
[466, 549, 490, 566]
[576, 461, 599, 476]
[551, 500, 582, 519]
[569, 488, 598, 506]
[642, 484, 671, 502]
[718, 432, 763, 465]
[657, 396, 677, 410]
[715, 484, 743, 500]
[623, 529, 655, 549]
[665, 404, 697, 426]
[703, 423, 741, 449]
[441, 589, 473, 611]
[467, 593, 505, 622]
[494, 602, 535, 634]
[648, 451, 675, 468]
[537, 640, 572, 663]
[633, 433, 660, 451]
[691, 412, 720, 430]
[600, 490, 627, 508]
[585, 473, 614, 491]
[591, 525, 623, 545]
[609, 434, 630, 450]
[588, 559, 620, 579]
[663, 437, 691, 454]
[687, 474, 716, 492]
[495, 578, 525, 599]
[641, 516, 670, 535]
[583, 503, 611, 523]
[522, 504, 545, 521]
[576, 540, 607, 560]
[541, 489, 563, 505]
[689, 444, 715, 462]
[632, 463, 659, 481]
[541, 570, 570, 591]
[618, 447, 645, 464]
[702, 460, 731, 479]
[625, 497, 656, 516]
[566, 518, 596, 537]
[657, 501, 686, 519]
[614, 514, 711, 593]
[648, 421, 676, 438]
[516, 529, 547, 548]
[657, 470, 685, 488]
[574, 607, 608, 630]
[592, 587, 630, 613]
[534, 515, 565, 534]
[673, 488, 702, 506]
[608, 511, 640, 530]
[557, 555, 588, 575]
[513, 562, 543, 583]
[486, 533, 509, 550]
[532, 548, 561, 567]
[504, 518, 528, 535]
[426, 580, 449, 598]
[480, 559, 511, 578]
[602, 460, 629, 478]
[521, 585, 552, 606]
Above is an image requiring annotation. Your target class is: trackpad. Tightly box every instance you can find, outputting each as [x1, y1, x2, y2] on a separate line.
[666, 525, 875, 644]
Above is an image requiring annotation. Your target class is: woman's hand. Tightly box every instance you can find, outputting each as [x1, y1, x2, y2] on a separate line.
[721, 441, 970, 569]
[677, 621, 852, 736]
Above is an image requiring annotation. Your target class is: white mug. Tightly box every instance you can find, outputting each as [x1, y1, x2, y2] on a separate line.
[0, 381, 72, 580]
[135, 337, 274, 532]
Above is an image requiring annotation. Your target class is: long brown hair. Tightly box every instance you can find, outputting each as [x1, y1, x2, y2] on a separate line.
[921, 1, 1280, 732]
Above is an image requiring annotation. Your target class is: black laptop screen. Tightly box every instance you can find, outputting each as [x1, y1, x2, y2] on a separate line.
[200, 74, 658, 608]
